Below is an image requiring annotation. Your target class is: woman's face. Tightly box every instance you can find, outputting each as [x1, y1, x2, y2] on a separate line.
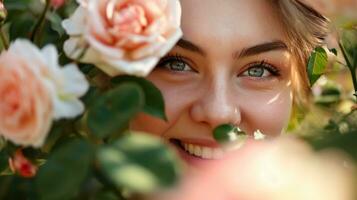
[131, 0, 293, 166]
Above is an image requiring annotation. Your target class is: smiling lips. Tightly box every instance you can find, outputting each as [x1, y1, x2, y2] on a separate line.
[174, 130, 266, 160]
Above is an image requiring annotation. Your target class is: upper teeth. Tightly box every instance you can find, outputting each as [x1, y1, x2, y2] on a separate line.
[181, 130, 266, 160]
[182, 142, 224, 159]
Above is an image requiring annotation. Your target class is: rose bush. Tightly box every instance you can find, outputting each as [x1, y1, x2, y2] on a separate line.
[0, 1, 183, 199]
[62, 0, 182, 76]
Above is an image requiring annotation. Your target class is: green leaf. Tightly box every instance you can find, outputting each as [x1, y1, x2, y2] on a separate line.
[4, 0, 32, 11]
[307, 47, 328, 86]
[0, 176, 38, 200]
[0, 151, 8, 173]
[314, 83, 342, 106]
[94, 190, 122, 200]
[8, 13, 35, 41]
[87, 83, 145, 139]
[306, 131, 357, 161]
[0, 137, 6, 151]
[36, 139, 93, 200]
[213, 124, 246, 144]
[111, 75, 167, 121]
[47, 12, 64, 36]
[97, 132, 182, 193]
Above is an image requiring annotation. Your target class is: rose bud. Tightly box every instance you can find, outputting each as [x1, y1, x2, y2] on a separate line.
[8, 149, 37, 178]
[50, 0, 65, 9]
[0, 0, 7, 23]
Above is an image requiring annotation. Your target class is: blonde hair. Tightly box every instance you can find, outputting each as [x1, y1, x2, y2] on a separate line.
[271, 0, 329, 107]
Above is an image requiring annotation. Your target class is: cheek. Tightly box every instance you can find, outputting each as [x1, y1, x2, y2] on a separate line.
[240, 88, 293, 135]
[130, 76, 195, 136]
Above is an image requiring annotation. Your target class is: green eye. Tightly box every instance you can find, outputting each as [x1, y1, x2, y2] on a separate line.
[248, 67, 265, 77]
[242, 61, 280, 78]
[169, 60, 188, 71]
[157, 54, 194, 72]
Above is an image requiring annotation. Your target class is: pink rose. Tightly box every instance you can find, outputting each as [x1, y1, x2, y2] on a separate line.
[0, 50, 53, 147]
[62, 0, 182, 77]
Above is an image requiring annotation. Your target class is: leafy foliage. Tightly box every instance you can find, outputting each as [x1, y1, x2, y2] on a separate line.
[300, 27, 357, 167]
[97, 132, 182, 193]
[111, 76, 168, 121]
[36, 139, 93, 200]
[87, 83, 145, 139]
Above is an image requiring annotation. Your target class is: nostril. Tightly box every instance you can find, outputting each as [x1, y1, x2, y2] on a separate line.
[189, 88, 241, 128]
[190, 105, 242, 129]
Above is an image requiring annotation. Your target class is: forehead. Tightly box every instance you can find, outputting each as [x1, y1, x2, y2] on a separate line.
[179, 0, 288, 53]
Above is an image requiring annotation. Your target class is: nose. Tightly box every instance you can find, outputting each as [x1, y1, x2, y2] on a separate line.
[190, 77, 241, 129]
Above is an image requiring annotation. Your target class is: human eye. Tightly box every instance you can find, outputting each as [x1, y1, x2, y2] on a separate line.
[157, 53, 195, 72]
[241, 60, 280, 78]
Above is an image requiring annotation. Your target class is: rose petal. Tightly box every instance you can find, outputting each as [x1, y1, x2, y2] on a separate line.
[103, 56, 159, 76]
[62, 7, 86, 35]
[61, 64, 89, 97]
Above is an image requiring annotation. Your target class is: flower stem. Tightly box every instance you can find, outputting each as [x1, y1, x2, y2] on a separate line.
[0, 24, 8, 50]
[338, 41, 357, 101]
[30, 0, 50, 45]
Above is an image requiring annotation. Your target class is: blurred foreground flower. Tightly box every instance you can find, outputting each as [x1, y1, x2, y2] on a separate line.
[8, 149, 37, 178]
[153, 137, 356, 200]
[62, 0, 182, 77]
[0, 39, 88, 147]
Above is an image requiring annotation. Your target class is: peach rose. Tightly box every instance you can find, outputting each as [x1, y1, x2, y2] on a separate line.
[0, 39, 89, 147]
[62, 0, 182, 77]
[8, 40, 89, 120]
[0, 50, 53, 147]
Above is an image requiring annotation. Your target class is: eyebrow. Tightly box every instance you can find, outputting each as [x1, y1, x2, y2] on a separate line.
[175, 38, 288, 58]
[176, 39, 206, 55]
[236, 40, 288, 58]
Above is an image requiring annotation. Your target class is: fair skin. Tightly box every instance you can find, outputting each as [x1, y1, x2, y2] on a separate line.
[131, 0, 293, 166]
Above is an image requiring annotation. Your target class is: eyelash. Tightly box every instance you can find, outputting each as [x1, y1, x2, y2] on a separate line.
[156, 53, 196, 72]
[157, 55, 280, 77]
[243, 60, 281, 77]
